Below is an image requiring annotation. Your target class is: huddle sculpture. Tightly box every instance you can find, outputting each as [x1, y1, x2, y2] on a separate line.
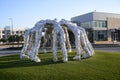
[20, 19, 95, 62]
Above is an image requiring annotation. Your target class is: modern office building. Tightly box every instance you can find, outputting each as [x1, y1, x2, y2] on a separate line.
[0, 26, 11, 39]
[71, 11, 120, 43]
[4, 26, 11, 39]
[0, 26, 25, 39]
[0, 28, 4, 39]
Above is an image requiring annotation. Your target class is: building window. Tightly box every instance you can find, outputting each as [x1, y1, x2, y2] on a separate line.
[2, 31, 5, 34]
[94, 30, 107, 41]
[81, 21, 93, 28]
[111, 30, 120, 41]
[92, 20, 107, 28]
[102, 21, 107, 27]
[80, 20, 107, 28]
[94, 21, 97, 27]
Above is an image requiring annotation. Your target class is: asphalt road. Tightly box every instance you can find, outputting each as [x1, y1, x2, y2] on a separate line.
[0, 47, 120, 57]
[0, 50, 20, 57]
[94, 47, 120, 52]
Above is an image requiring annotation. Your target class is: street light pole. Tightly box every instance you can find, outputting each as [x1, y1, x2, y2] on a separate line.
[9, 18, 14, 47]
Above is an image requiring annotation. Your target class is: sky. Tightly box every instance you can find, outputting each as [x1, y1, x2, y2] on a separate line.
[0, 0, 120, 29]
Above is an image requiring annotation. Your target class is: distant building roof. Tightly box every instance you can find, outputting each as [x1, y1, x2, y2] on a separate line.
[71, 11, 120, 23]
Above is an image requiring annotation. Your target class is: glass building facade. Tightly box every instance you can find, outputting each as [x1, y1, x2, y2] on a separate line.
[80, 20, 108, 42]
[71, 12, 120, 43]
[80, 20, 107, 28]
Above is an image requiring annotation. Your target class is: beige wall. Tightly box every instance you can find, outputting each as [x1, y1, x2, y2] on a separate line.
[107, 17, 120, 41]
[107, 17, 120, 29]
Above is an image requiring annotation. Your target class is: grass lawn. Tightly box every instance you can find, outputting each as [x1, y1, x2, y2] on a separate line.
[0, 51, 120, 80]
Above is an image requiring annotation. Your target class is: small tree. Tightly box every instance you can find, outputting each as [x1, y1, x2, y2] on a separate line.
[0, 38, 7, 44]
[19, 35, 24, 43]
[16, 35, 20, 43]
[8, 35, 24, 47]
[0, 39, 2, 42]
[0, 39, 2, 44]
[15, 35, 20, 47]
[8, 35, 16, 43]
[19, 35, 24, 47]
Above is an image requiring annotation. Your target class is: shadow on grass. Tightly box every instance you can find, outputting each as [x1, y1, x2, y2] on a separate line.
[0, 53, 76, 69]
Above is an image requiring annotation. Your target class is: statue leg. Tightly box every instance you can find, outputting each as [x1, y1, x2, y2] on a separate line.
[31, 29, 42, 62]
[42, 32, 47, 53]
[20, 31, 30, 59]
[82, 28, 95, 55]
[73, 32, 82, 60]
[50, 33, 53, 48]
[26, 32, 34, 56]
[80, 30, 92, 59]
[62, 27, 72, 52]
[87, 40, 95, 55]
[79, 28, 95, 57]
[52, 32, 58, 62]
[60, 31, 68, 62]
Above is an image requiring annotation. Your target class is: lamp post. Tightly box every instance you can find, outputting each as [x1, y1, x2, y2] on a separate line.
[9, 18, 14, 47]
